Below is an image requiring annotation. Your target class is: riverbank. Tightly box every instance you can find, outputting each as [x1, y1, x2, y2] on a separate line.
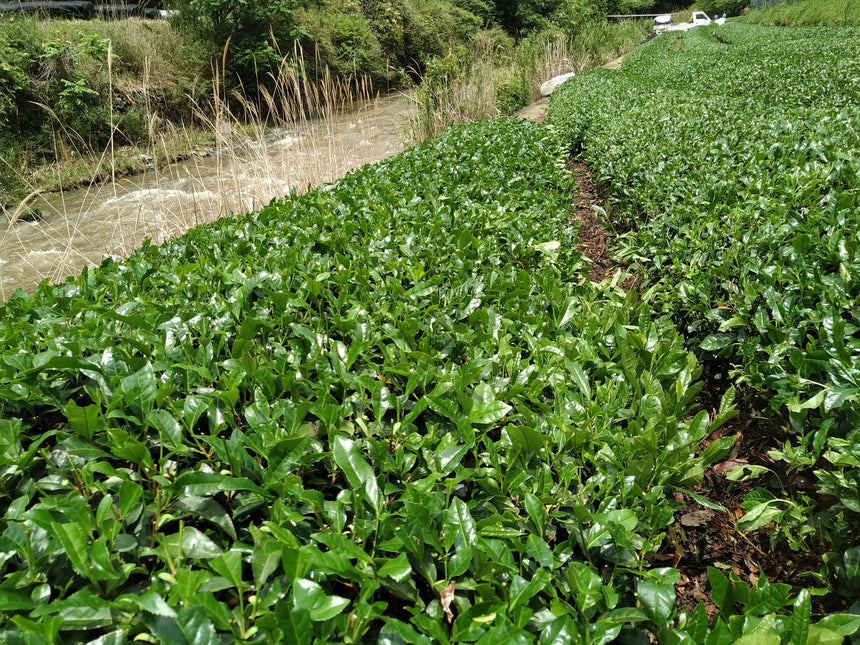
[1, 10, 649, 209]
[0, 2, 473, 206]
[3, 129, 217, 216]
[0, 90, 416, 301]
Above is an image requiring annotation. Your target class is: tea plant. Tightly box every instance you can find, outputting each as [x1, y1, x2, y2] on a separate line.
[547, 20, 860, 609]
[2, 21, 859, 636]
[0, 118, 742, 641]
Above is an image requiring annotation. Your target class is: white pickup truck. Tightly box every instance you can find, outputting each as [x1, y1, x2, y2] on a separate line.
[654, 11, 725, 33]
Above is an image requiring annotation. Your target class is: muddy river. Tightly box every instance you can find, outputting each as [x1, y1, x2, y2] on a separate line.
[0, 91, 416, 302]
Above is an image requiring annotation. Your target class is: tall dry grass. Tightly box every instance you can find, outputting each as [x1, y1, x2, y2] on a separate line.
[1, 50, 411, 302]
[30, 17, 198, 82]
[408, 20, 650, 143]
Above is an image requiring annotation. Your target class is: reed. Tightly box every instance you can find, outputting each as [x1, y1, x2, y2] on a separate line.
[1, 50, 412, 302]
[407, 20, 650, 143]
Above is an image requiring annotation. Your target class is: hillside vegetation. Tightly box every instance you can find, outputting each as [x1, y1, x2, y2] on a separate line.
[746, 0, 860, 26]
[0, 0, 668, 207]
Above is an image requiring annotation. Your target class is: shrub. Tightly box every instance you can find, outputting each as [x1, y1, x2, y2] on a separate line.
[695, 0, 748, 16]
[0, 45, 29, 130]
[451, 0, 495, 24]
[172, 0, 316, 85]
[495, 73, 530, 112]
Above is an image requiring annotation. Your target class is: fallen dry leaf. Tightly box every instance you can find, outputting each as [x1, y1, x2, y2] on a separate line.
[712, 458, 748, 476]
[679, 509, 714, 527]
[440, 581, 456, 624]
[692, 578, 709, 602]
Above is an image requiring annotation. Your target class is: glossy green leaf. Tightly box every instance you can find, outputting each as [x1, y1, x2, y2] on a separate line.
[0, 589, 36, 611]
[293, 578, 350, 621]
[65, 400, 101, 441]
[469, 399, 512, 425]
[147, 606, 218, 645]
[125, 588, 176, 618]
[636, 579, 675, 624]
[813, 613, 860, 636]
[377, 553, 412, 583]
[708, 567, 731, 613]
[167, 471, 265, 498]
[332, 435, 383, 514]
[737, 501, 783, 531]
[210, 550, 245, 592]
[791, 588, 811, 645]
[733, 635, 780, 645]
[154, 526, 223, 560]
[173, 496, 236, 540]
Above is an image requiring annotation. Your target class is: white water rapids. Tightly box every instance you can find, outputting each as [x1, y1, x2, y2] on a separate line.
[0, 91, 416, 302]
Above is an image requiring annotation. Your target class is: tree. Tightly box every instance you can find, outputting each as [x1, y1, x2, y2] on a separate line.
[173, 0, 317, 83]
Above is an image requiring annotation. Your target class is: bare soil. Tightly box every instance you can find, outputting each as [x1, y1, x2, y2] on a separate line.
[512, 97, 549, 124]
[568, 160, 638, 288]
[661, 388, 849, 618]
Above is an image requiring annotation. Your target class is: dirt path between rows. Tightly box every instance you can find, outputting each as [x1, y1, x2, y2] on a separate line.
[513, 54, 634, 285]
[567, 160, 636, 287]
[514, 96, 633, 286]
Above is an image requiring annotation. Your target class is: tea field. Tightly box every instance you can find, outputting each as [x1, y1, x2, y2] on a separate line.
[0, 20, 859, 645]
[549, 17, 860, 632]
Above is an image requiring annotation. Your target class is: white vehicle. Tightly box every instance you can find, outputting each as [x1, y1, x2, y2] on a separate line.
[654, 11, 717, 33]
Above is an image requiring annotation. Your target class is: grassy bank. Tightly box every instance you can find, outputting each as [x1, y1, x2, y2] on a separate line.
[746, 0, 860, 26]
[409, 19, 649, 142]
[0, 0, 477, 208]
[0, 16, 210, 208]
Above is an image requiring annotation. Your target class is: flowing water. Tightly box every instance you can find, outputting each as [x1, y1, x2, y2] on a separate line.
[0, 91, 416, 302]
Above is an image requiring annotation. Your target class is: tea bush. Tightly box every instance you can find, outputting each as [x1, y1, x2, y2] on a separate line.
[0, 115, 760, 642]
[548, 21, 860, 604]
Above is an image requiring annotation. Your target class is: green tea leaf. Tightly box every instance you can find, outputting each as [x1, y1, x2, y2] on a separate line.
[31, 588, 113, 629]
[469, 400, 511, 425]
[65, 400, 101, 441]
[276, 605, 313, 644]
[738, 501, 783, 531]
[443, 497, 476, 577]
[173, 496, 237, 540]
[154, 526, 223, 560]
[252, 539, 283, 588]
[636, 579, 675, 624]
[167, 472, 265, 498]
[708, 567, 731, 613]
[126, 588, 176, 618]
[210, 550, 245, 592]
[147, 606, 218, 645]
[51, 520, 93, 581]
[699, 334, 734, 352]
[0, 589, 36, 611]
[733, 635, 780, 645]
[791, 588, 811, 645]
[293, 579, 350, 621]
[332, 435, 383, 514]
[377, 553, 412, 583]
[813, 613, 860, 636]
